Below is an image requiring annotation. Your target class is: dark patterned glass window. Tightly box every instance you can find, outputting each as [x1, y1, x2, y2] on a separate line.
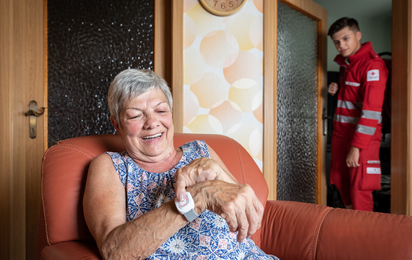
[277, 1, 319, 203]
[48, 0, 154, 147]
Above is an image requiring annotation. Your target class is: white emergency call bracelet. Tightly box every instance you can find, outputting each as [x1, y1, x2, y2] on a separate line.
[175, 191, 198, 222]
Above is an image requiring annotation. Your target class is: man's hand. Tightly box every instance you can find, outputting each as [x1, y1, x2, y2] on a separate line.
[328, 82, 339, 96]
[188, 180, 264, 243]
[346, 146, 360, 167]
[174, 157, 235, 203]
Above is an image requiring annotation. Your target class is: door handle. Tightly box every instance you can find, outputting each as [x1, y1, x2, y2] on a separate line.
[24, 100, 45, 139]
[322, 108, 329, 136]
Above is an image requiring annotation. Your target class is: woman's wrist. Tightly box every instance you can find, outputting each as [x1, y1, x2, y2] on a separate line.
[186, 184, 207, 215]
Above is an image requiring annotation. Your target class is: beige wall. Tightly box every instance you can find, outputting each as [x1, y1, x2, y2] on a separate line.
[182, 0, 265, 169]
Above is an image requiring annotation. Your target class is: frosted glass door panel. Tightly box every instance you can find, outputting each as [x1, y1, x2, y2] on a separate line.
[47, 0, 154, 147]
[277, 1, 318, 203]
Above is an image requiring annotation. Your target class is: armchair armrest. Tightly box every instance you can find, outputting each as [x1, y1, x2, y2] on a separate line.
[260, 200, 412, 260]
[40, 242, 101, 260]
[260, 200, 332, 259]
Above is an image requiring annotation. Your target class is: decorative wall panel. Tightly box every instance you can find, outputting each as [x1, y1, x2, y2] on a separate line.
[48, 0, 154, 147]
[183, 0, 264, 169]
[277, 1, 318, 203]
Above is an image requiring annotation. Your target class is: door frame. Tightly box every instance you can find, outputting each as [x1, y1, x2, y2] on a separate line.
[391, 0, 412, 215]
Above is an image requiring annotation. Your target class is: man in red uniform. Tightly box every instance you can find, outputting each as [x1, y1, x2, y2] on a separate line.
[328, 17, 388, 211]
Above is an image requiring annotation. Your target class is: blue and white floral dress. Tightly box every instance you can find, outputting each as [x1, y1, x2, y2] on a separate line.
[107, 140, 278, 260]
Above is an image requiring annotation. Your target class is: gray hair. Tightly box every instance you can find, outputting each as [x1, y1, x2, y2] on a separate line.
[108, 69, 173, 125]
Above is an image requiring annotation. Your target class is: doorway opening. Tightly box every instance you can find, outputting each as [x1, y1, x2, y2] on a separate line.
[312, 0, 392, 213]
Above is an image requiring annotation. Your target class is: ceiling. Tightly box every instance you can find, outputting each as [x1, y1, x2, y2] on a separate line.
[312, 0, 392, 24]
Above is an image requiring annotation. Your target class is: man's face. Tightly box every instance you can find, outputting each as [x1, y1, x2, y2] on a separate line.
[331, 26, 362, 58]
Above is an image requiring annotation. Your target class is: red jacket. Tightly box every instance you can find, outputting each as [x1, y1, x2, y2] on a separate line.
[333, 42, 388, 149]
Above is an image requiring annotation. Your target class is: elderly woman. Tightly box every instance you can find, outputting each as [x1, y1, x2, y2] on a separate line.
[83, 69, 278, 259]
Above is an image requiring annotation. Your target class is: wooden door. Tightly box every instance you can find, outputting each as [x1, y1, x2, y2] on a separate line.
[264, 0, 328, 203]
[391, 0, 412, 215]
[0, 0, 45, 259]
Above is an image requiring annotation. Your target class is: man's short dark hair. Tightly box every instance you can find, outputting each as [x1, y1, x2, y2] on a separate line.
[328, 17, 360, 36]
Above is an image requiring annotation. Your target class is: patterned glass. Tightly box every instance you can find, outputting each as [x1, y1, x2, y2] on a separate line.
[277, 1, 318, 203]
[47, 0, 154, 147]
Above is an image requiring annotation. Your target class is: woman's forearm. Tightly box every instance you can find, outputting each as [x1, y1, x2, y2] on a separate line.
[100, 200, 188, 260]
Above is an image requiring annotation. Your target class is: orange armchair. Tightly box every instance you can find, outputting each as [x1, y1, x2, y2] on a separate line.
[37, 134, 412, 260]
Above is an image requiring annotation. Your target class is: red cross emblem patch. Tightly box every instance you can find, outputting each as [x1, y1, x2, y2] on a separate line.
[367, 69, 379, 81]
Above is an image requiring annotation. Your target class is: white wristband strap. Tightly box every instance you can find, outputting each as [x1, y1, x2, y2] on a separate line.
[184, 208, 198, 222]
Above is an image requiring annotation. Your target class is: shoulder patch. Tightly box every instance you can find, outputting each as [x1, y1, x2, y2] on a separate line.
[367, 70, 379, 81]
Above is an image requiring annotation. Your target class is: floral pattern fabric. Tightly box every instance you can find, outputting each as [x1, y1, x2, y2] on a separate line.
[107, 140, 278, 260]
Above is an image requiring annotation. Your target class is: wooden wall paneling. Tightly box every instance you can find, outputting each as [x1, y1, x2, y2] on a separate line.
[12, 2, 28, 255]
[44, 0, 48, 151]
[171, 0, 184, 133]
[0, 0, 13, 258]
[408, 0, 412, 215]
[11, 2, 27, 258]
[0, 0, 44, 258]
[391, 0, 412, 215]
[154, 0, 172, 87]
[17, 0, 44, 258]
[263, 0, 277, 200]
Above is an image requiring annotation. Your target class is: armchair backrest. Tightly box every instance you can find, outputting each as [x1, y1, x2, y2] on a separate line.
[37, 134, 268, 258]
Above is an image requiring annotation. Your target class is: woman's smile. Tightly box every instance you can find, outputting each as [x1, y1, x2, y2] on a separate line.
[141, 132, 163, 142]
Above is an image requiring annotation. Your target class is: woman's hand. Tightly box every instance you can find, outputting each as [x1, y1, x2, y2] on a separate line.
[346, 146, 360, 167]
[174, 157, 235, 202]
[188, 180, 264, 243]
[174, 144, 237, 203]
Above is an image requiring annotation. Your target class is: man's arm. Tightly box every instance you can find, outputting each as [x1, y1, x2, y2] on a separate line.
[346, 60, 387, 167]
[351, 60, 388, 149]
